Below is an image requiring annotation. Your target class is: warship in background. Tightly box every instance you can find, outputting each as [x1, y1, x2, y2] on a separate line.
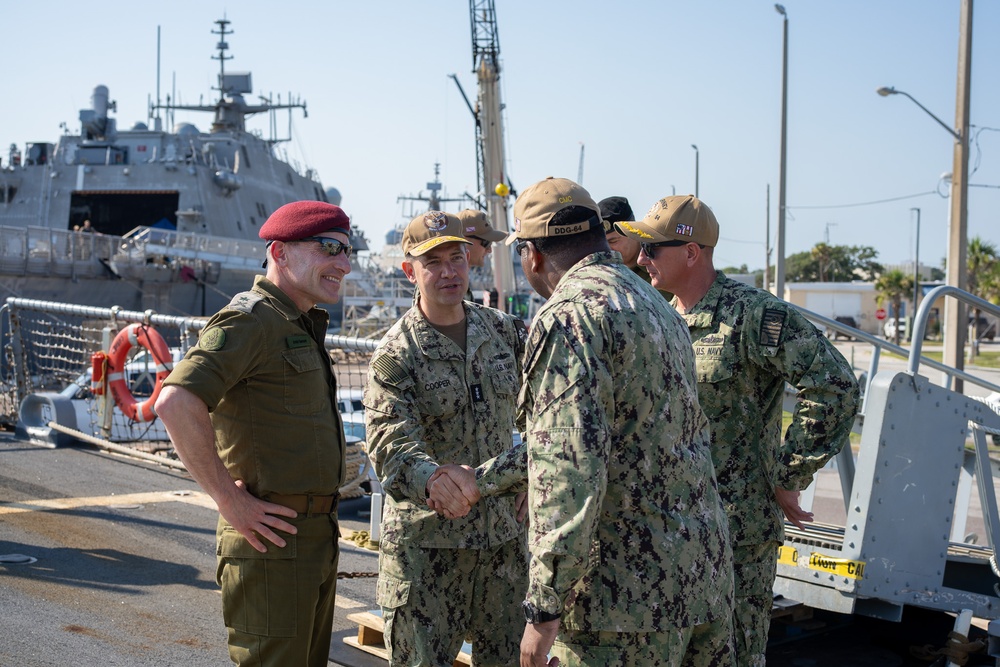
[364, 163, 536, 320]
[0, 18, 367, 318]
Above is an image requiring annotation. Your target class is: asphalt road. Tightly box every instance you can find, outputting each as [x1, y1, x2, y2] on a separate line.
[0, 433, 382, 667]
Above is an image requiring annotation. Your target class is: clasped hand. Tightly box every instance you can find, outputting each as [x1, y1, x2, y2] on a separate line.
[426, 464, 480, 518]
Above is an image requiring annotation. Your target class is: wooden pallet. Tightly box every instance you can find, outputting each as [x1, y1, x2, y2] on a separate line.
[771, 596, 815, 623]
[345, 610, 472, 666]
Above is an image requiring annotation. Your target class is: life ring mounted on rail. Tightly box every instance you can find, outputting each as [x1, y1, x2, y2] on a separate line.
[106, 323, 174, 423]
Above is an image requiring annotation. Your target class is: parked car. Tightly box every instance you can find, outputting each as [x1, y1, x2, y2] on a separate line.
[883, 317, 906, 341]
[337, 388, 365, 416]
[970, 315, 997, 341]
[826, 316, 858, 341]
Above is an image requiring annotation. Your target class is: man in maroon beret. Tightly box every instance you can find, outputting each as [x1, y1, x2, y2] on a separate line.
[157, 200, 353, 666]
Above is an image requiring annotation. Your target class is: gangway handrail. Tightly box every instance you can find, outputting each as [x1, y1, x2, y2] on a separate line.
[909, 284, 1000, 378]
[797, 304, 1000, 397]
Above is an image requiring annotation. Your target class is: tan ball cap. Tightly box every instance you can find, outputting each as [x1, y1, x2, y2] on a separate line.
[457, 209, 508, 243]
[615, 195, 719, 248]
[401, 211, 472, 256]
[506, 177, 601, 245]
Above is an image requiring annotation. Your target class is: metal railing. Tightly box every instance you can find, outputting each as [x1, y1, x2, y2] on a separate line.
[0, 296, 377, 444]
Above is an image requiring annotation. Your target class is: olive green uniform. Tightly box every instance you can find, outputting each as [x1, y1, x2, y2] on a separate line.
[678, 272, 860, 667]
[164, 275, 346, 666]
[364, 298, 527, 667]
[479, 253, 734, 666]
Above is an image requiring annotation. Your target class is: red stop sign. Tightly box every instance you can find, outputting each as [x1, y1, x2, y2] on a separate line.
[875, 308, 887, 321]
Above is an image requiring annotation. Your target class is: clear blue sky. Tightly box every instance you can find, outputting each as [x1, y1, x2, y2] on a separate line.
[5, 1, 999, 274]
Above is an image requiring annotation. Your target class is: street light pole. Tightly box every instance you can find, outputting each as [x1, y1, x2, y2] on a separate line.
[775, 4, 788, 300]
[910, 207, 921, 342]
[691, 144, 699, 198]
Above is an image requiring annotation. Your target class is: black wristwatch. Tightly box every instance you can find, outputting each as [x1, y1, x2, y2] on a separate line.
[522, 600, 560, 624]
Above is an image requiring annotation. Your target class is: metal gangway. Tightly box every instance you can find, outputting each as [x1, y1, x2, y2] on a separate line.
[779, 285, 1000, 661]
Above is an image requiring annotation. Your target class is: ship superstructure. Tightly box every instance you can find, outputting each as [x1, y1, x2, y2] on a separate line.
[0, 18, 360, 316]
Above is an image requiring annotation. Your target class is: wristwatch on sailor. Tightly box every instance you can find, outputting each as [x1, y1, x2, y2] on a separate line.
[522, 600, 560, 624]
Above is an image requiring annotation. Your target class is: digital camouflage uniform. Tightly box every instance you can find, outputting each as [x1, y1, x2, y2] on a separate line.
[480, 252, 734, 667]
[678, 271, 860, 667]
[163, 275, 346, 667]
[364, 298, 527, 667]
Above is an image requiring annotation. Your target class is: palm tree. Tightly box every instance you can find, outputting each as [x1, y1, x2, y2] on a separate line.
[875, 269, 914, 346]
[966, 236, 999, 359]
[810, 242, 834, 282]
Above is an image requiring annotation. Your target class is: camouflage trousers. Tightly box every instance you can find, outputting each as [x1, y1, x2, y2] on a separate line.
[732, 541, 779, 667]
[552, 615, 733, 667]
[377, 538, 527, 667]
[216, 513, 340, 667]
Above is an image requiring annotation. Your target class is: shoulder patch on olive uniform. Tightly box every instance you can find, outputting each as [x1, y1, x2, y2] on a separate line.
[200, 327, 226, 351]
[759, 308, 786, 347]
[228, 290, 263, 314]
[372, 355, 407, 387]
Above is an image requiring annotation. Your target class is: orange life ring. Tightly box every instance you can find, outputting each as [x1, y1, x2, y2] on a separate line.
[106, 323, 173, 422]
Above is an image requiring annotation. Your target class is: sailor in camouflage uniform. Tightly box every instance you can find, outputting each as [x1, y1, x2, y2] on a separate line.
[462, 178, 734, 667]
[363, 211, 527, 667]
[157, 201, 353, 666]
[598, 195, 673, 301]
[618, 195, 860, 667]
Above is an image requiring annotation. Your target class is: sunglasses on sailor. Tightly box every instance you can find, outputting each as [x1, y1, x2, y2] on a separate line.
[640, 239, 690, 259]
[296, 236, 353, 258]
[515, 239, 530, 256]
[470, 236, 491, 248]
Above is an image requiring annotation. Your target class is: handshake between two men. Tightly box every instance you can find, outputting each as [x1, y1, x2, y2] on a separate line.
[426, 463, 528, 523]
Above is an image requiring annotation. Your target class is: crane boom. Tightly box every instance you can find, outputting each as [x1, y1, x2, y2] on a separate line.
[467, 0, 515, 311]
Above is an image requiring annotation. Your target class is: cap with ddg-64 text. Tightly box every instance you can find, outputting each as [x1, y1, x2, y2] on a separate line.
[506, 177, 601, 245]
[457, 209, 508, 243]
[402, 211, 472, 257]
[614, 194, 719, 248]
[258, 200, 351, 241]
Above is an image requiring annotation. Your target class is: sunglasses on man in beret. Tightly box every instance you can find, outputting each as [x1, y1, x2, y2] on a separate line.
[295, 236, 354, 258]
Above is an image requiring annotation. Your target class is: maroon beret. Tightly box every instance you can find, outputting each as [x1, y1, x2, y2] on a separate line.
[258, 201, 350, 241]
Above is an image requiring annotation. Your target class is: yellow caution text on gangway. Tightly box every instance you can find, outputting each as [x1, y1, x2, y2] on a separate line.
[807, 551, 866, 579]
[777, 545, 799, 566]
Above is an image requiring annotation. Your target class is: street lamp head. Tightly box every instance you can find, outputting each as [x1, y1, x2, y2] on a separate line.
[876, 86, 898, 97]
[775, 4, 786, 16]
[691, 144, 698, 151]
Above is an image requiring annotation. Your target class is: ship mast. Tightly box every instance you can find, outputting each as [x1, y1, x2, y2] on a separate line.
[149, 18, 308, 142]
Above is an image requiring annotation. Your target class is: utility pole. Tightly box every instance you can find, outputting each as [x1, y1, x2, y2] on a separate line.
[824, 222, 837, 244]
[775, 4, 789, 300]
[944, 0, 972, 392]
[764, 184, 771, 293]
[910, 207, 921, 342]
[691, 144, 700, 198]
